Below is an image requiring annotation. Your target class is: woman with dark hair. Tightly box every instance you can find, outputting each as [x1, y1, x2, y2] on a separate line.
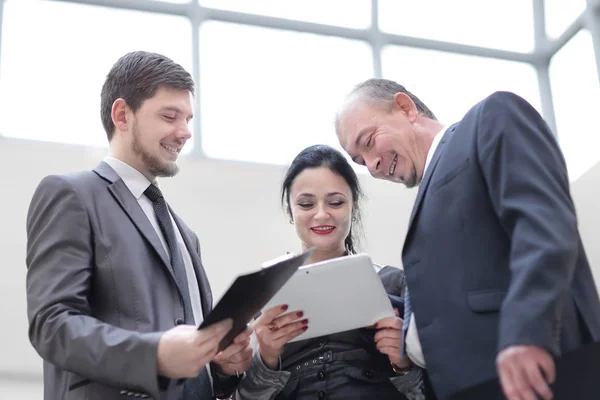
[234, 145, 425, 400]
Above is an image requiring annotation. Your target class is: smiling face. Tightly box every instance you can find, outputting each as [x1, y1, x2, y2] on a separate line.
[111, 86, 194, 179]
[289, 167, 354, 256]
[336, 94, 427, 188]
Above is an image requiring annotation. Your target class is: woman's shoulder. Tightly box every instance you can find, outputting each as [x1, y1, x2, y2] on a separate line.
[375, 264, 405, 297]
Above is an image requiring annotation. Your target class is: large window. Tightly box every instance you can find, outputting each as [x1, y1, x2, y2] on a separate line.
[379, 0, 534, 52]
[199, 21, 373, 164]
[544, 0, 587, 39]
[382, 46, 541, 124]
[199, 0, 371, 29]
[0, 0, 599, 176]
[550, 30, 600, 181]
[0, 0, 193, 151]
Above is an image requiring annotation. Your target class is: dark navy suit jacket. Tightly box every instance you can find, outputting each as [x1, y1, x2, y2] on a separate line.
[401, 91, 600, 399]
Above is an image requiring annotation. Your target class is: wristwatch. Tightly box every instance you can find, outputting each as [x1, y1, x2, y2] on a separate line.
[390, 361, 413, 376]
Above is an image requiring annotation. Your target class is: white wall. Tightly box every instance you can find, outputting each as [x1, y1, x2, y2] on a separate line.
[1, 137, 599, 398]
[571, 159, 600, 285]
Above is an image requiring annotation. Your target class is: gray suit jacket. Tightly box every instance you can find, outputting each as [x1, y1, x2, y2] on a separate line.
[26, 162, 233, 400]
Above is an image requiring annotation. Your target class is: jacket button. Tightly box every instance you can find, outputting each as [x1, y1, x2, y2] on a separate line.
[364, 370, 373, 378]
[317, 371, 325, 380]
[318, 391, 326, 399]
[174, 318, 184, 325]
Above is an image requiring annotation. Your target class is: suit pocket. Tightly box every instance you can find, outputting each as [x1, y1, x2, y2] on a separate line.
[467, 289, 506, 313]
[68, 378, 91, 391]
[430, 157, 470, 193]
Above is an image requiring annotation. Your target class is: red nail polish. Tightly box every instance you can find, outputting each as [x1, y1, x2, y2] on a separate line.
[281, 305, 288, 311]
[302, 319, 309, 325]
[302, 326, 308, 331]
[297, 311, 304, 318]
[374, 323, 379, 328]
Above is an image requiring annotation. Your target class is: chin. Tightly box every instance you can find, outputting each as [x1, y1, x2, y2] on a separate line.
[151, 161, 179, 178]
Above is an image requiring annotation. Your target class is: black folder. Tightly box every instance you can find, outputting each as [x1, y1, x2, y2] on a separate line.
[449, 340, 600, 400]
[198, 248, 314, 351]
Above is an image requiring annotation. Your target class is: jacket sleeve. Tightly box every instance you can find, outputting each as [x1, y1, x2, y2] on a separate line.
[476, 91, 579, 355]
[233, 352, 291, 400]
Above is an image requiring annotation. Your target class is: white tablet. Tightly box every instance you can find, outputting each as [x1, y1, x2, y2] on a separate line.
[262, 253, 395, 342]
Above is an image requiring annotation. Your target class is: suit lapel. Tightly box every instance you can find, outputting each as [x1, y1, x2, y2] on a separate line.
[407, 125, 456, 234]
[171, 210, 213, 315]
[93, 162, 174, 280]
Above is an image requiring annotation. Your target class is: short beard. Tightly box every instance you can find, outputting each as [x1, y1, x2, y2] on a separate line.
[132, 124, 179, 178]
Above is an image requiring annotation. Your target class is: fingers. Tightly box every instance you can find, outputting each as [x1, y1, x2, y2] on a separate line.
[215, 343, 253, 375]
[374, 325, 402, 344]
[271, 319, 308, 341]
[538, 353, 556, 384]
[216, 334, 251, 361]
[215, 341, 253, 366]
[497, 346, 555, 400]
[509, 361, 536, 400]
[498, 361, 521, 400]
[199, 318, 233, 339]
[233, 325, 253, 344]
[374, 316, 402, 330]
[524, 361, 553, 400]
[269, 311, 305, 331]
[195, 319, 233, 358]
[269, 317, 307, 340]
[375, 336, 401, 349]
[258, 304, 289, 323]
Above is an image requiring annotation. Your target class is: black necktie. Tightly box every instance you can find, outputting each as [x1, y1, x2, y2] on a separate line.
[144, 184, 194, 323]
[144, 184, 211, 399]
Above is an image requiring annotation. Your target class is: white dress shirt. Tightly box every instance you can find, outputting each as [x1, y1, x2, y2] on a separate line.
[103, 156, 204, 324]
[405, 125, 447, 369]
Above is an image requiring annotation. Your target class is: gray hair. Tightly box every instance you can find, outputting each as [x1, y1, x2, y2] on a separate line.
[347, 78, 437, 120]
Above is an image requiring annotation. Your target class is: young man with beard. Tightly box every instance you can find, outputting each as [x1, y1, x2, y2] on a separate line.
[25, 51, 252, 400]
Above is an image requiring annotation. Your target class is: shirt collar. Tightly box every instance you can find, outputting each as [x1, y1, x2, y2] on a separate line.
[103, 156, 156, 199]
[423, 125, 448, 175]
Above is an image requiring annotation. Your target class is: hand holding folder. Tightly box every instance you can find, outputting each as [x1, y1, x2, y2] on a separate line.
[198, 248, 314, 352]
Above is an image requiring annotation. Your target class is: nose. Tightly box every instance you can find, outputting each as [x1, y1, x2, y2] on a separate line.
[314, 203, 330, 221]
[365, 155, 381, 177]
[175, 121, 192, 141]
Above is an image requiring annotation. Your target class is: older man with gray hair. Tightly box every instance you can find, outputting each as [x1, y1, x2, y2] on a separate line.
[335, 78, 600, 400]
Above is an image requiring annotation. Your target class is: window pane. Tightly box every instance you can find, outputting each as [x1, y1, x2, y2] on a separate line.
[550, 30, 600, 181]
[545, 0, 587, 39]
[199, 21, 373, 165]
[0, 0, 194, 152]
[199, 0, 371, 29]
[379, 0, 534, 53]
[382, 46, 542, 126]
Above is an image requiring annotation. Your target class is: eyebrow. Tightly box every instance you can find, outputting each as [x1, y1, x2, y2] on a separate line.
[159, 106, 194, 120]
[296, 192, 348, 198]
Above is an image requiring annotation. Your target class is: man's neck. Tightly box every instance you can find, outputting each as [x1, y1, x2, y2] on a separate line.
[108, 149, 156, 182]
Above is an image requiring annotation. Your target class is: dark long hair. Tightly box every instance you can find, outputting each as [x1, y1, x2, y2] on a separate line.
[281, 144, 364, 254]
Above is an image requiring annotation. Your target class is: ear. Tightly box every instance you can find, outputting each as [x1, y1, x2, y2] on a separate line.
[111, 98, 130, 134]
[393, 92, 419, 123]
